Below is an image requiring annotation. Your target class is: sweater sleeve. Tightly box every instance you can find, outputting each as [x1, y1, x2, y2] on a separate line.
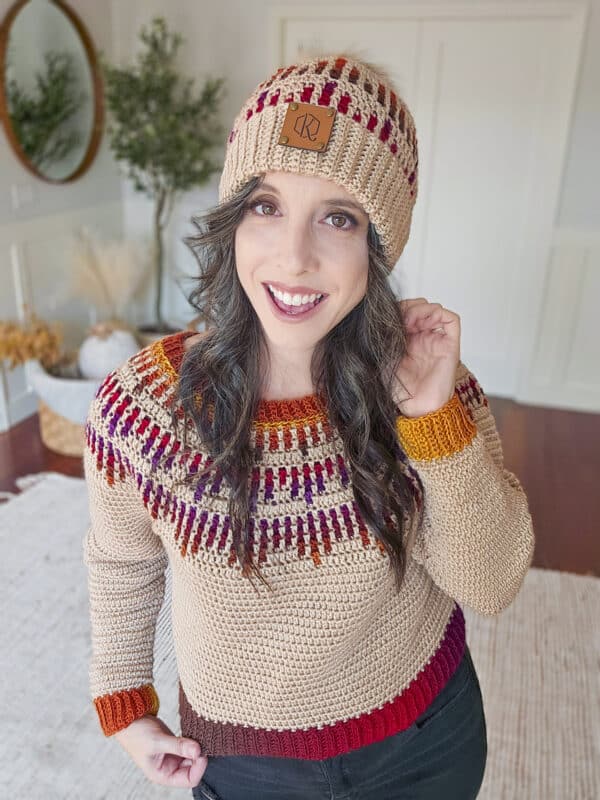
[82, 384, 168, 736]
[396, 360, 535, 617]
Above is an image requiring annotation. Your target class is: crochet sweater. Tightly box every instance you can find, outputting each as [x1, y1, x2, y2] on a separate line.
[83, 329, 534, 760]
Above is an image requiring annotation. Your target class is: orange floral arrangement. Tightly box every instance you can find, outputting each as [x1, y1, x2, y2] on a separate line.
[0, 305, 65, 371]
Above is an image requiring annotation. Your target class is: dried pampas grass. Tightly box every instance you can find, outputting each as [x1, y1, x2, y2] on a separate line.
[69, 227, 151, 323]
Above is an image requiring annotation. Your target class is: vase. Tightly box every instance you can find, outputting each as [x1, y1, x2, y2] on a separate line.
[24, 359, 101, 457]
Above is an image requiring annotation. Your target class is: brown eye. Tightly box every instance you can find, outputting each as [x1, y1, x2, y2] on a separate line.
[328, 212, 354, 229]
[256, 201, 276, 216]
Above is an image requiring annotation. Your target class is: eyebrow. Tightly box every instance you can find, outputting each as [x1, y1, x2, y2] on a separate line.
[254, 182, 369, 217]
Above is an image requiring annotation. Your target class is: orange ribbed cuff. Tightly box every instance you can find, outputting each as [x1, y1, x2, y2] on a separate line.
[396, 390, 477, 461]
[94, 684, 159, 736]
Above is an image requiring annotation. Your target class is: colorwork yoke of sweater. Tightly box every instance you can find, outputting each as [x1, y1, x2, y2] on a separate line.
[83, 330, 535, 760]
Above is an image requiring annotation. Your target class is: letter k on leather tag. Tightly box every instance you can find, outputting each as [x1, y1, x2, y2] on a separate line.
[278, 102, 336, 152]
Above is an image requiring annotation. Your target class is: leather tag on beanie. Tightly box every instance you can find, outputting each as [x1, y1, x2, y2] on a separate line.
[278, 102, 336, 152]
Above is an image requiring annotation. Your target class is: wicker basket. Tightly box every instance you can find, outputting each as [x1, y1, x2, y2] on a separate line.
[24, 358, 100, 458]
[37, 399, 86, 457]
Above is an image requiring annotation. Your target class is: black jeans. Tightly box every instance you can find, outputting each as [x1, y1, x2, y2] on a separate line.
[192, 644, 487, 800]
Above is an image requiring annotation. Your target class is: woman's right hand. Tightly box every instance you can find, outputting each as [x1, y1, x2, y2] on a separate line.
[115, 714, 208, 788]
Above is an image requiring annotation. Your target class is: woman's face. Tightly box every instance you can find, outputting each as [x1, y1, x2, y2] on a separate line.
[235, 170, 370, 354]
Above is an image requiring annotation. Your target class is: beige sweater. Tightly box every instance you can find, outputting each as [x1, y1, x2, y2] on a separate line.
[83, 330, 534, 759]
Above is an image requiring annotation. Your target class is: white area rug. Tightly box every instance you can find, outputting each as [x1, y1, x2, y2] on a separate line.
[0, 472, 598, 799]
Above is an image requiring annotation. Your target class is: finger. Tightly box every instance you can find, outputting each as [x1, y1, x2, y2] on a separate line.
[156, 734, 201, 761]
[409, 305, 459, 326]
[404, 300, 441, 317]
[153, 753, 201, 788]
[404, 303, 444, 328]
[399, 297, 429, 309]
[169, 758, 207, 789]
[189, 757, 207, 786]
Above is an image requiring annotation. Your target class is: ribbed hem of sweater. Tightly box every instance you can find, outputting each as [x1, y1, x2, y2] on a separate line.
[178, 604, 465, 760]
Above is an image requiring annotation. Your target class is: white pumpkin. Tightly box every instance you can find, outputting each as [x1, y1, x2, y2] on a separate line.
[78, 329, 140, 380]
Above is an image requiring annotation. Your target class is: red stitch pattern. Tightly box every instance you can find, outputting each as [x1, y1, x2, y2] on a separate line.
[300, 85, 314, 103]
[367, 113, 378, 132]
[337, 94, 351, 114]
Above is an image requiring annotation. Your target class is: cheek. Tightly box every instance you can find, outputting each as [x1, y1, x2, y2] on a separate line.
[320, 231, 368, 266]
[235, 223, 277, 272]
[345, 245, 369, 295]
[234, 227, 259, 284]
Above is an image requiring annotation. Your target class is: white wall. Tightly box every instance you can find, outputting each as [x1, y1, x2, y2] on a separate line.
[553, 0, 598, 230]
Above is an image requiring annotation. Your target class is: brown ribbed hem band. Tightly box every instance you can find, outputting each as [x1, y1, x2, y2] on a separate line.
[94, 684, 159, 736]
[396, 390, 477, 461]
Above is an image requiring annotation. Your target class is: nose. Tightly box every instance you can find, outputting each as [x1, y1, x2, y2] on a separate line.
[280, 213, 319, 275]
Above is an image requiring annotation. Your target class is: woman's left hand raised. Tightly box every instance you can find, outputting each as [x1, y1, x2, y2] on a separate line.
[393, 298, 461, 418]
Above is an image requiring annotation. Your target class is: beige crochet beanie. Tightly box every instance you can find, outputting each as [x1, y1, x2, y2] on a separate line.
[218, 54, 419, 272]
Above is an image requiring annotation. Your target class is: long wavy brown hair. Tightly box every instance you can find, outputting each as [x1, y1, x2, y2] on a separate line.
[160, 173, 425, 595]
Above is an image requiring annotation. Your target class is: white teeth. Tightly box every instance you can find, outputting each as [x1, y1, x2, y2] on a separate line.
[267, 284, 323, 306]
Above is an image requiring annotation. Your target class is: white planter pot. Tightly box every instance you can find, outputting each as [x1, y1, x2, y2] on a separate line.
[24, 359, 102, 426]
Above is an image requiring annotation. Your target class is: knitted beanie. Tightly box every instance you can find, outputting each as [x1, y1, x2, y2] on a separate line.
[218, 54, 419, 272]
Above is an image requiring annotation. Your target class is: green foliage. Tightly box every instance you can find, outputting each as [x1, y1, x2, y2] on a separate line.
[99, 16, 226, 329]
[100, 16, 225, 202]
[6, 50, 85, 171]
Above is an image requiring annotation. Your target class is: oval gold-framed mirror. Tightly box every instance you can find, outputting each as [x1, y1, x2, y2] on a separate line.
[0, 0, 104, 183]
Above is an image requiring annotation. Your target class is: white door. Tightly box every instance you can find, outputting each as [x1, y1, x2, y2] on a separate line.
[270, 3, 588, 402]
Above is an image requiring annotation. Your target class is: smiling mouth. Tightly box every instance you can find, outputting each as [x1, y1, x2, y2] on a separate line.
[264, 284, 327, 316]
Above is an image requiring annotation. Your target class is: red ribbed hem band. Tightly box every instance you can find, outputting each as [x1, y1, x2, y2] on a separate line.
[179, 604, 465, 760]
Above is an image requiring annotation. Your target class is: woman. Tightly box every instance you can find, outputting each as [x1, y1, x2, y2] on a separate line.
[83, 53, 535, 799]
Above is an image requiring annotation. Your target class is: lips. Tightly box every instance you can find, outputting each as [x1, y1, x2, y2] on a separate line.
[270, 289, 323, 314]
[264, 282, 326, 297]
[263, 283, 327, 320]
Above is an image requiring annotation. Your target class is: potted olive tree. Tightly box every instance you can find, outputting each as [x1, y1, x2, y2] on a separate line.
[100, 16, 225, 341]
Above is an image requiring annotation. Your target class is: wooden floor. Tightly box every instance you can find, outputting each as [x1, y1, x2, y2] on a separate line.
[1, 396, 598, 577]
